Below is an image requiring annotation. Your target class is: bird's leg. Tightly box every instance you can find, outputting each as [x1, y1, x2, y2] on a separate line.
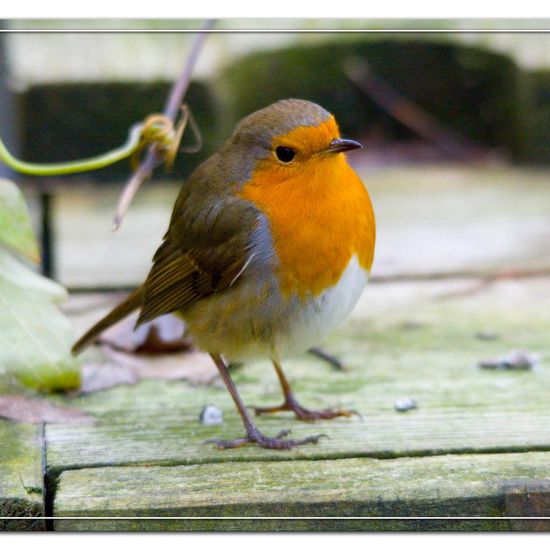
[254, 358, 359, 421]
[206, 354, 325, 450]
[308, 346, 345, 370]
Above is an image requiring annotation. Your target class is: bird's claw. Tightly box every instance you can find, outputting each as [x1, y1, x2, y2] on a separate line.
[205, 428, 327, 450]
[253, 395, 362, 422]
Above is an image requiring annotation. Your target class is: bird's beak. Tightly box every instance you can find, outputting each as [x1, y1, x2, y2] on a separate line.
[323, 138, 363, 155]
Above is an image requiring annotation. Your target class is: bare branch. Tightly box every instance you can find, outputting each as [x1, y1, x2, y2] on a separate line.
[112, 19, 216, 231]
[344, 56, 489, 161]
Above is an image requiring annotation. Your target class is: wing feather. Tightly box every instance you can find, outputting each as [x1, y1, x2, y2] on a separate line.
[135, 161, 261, 326]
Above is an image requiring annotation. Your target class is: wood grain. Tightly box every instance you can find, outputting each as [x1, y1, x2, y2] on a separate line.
[54, 451, 550, 531]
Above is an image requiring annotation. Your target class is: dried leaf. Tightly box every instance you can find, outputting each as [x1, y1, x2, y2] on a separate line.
[79, 347, 218, 394]
[99, 312, 192, 354]
[0, 395, 94, 424]
[0, 180, 40, 262]
[79, 361, 140, 394]
[133, 351, 218, 384]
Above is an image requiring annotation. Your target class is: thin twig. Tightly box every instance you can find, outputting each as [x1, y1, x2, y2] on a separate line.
[344, 56, 488, 161]
[308, 347, 346, 371]
[112, 19, 216, 231]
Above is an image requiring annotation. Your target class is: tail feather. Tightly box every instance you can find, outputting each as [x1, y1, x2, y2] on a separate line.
[71, 287, 144, 355]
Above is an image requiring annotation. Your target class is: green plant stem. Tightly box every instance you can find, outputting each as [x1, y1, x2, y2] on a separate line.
[0, 123, 144, 177]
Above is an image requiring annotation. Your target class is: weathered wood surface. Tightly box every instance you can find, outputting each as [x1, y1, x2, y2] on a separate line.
[0, 421, 44, 530]
[54, 452, 550, 531]
[51, 167, 550, 287]
[45, 275, 550, 529]
[4, 165, 550, 530]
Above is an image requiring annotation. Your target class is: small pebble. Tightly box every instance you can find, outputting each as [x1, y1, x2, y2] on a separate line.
[394, 397, 417, 412]
[199, 405, 223, 425]
[475, 331, 498, 341]
[478, 349, 539, 371]
[398, 321, 425, 331]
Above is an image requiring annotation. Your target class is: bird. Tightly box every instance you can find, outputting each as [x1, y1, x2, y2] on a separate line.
[72, 98, 376, 450]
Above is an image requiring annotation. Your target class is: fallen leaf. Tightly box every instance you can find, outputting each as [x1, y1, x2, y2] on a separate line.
[133, 351, 219, 385]
[99, 311, 193, 354]
[0, 395, 94, 424]
[78, 346, 219, 394]
[79, 361, 140, 394]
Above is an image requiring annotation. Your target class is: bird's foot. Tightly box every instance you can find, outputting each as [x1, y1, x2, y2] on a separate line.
[253, 394, 361, 422]
[205, 428, 326, 450]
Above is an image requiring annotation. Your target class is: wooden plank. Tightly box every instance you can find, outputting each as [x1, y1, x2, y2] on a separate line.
[365, 166, 550, 278]
[47, 277, 550, 474]
[53, 451, 550, 531]
[45, 404, 550, 473]
[0, 420, 44, 531]
[54, 183, 178, 288]
[52, 167, 550, 287]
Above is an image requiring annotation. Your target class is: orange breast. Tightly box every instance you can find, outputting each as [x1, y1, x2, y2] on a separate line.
[240, 153, 375, 298]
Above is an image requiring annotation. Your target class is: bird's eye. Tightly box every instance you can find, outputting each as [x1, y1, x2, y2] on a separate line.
[275, 146, 295, 163]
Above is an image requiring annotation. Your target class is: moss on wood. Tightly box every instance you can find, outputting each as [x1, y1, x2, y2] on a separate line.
[53, 452, 550, 531]
[0, 421, 44, 530]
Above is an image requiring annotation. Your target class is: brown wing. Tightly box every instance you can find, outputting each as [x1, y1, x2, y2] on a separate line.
[136, 161, 260, 326]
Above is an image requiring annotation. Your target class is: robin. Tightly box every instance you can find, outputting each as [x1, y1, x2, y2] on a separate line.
[72, 99, 376, 450]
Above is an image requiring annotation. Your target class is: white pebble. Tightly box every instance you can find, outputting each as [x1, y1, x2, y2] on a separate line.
[199, 405, 223, 425]
[394, 398, 417, 412]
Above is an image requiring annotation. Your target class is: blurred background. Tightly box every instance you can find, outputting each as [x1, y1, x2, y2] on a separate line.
[3, 19, 550, 523]
[1, 19, 549, 290]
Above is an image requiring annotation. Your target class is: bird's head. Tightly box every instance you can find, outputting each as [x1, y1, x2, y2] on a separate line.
[226, 99, 362, 185]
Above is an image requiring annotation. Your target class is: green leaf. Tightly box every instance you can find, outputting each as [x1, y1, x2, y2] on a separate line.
[0, 228, 80, 393]
[0, 179, 40, 263]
